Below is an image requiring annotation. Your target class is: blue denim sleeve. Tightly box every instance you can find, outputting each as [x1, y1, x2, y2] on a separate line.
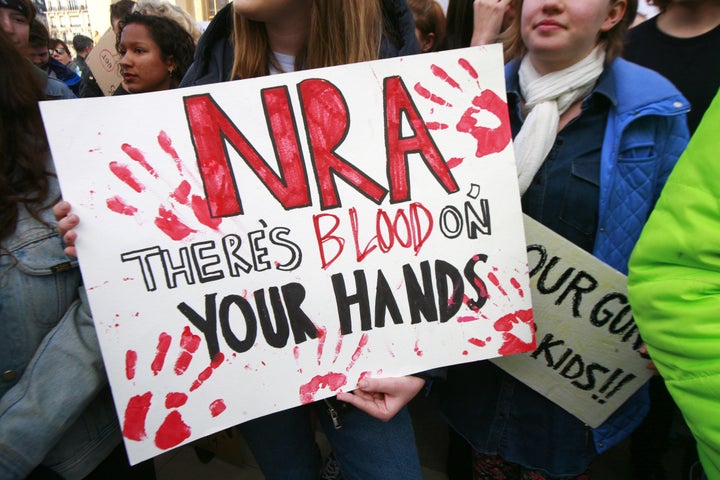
[0, 286, 108, 479]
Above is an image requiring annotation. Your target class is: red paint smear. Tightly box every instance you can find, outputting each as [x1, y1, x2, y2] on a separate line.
[190, 352, 225, 392]
[165, 392, 188, 409]
[494, 309, 533, 332]
[358, 371, 372, 383]
[107, 196, 138, 216]
[499, 332, 535, 356]
[462, 350, 469, 355]
[171, 181, 191, 205]
[431, 64, 462, 90]
[457, 315, 478, 323]
[151, 332, 172, 376]
[346, 334, 369, 371]
[494, 309, 535, 355]
[447, 157, 463, 168]
[456, 89, 512, 158]
[293, 345, 300, 361]
[488, 272, 508, 296]
[122, 392, 152, 441]
[191, 195, 222, 229]
[426, 122, 448, 130]
[175, 326, 201, 375]
[109, 161, 145, 192]
[155, 206, 196, 241]
[125, 350, 137, 380]
[179, 326, 201, 352]
[413, 82, 452, 107]
[458, 57, 479, 79]
[209, 399, 226, 417]
[510, 277, 525, 298]
[121, 143, 158, 178]
[154, 410, 191, 450]
[299, 372, 347, 404]
[316, 326, 327, 366]
[468, 337, 487, 348]
[333, 333, 343, 364]
[157, 130, 183, 173]
[414, 340, 424, 357]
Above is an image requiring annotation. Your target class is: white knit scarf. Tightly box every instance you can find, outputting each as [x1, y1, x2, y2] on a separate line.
[513, 47, 606, 194]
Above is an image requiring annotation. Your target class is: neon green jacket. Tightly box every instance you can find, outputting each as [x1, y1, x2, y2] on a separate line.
[628, 89, 720, 480]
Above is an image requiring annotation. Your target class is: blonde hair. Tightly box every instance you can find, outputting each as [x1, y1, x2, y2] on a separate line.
[132, 0, 202, 43]
[230, 0, 383, 80]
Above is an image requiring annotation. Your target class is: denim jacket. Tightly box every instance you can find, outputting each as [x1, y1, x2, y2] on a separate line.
[0, 172, 120, 479]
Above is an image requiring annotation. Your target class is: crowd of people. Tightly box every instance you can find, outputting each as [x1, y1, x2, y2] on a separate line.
[1, 0, 718, 479]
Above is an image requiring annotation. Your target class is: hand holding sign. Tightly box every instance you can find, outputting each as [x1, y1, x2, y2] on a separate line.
[336, 375, 426, 422]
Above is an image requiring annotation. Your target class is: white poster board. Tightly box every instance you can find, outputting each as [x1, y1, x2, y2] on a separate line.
[41, 45, 534, 464]
[85, 28, 122, 96]
[493, 215, 652, 428]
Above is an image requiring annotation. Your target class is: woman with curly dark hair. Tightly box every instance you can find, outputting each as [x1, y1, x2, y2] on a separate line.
[115, 11, 195, 94]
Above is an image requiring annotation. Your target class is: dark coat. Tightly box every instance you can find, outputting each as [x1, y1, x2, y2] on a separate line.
[180, 0, 420, 88]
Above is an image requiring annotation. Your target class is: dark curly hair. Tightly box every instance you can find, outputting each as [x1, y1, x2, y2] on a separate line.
[116, 12, 195, 85]
[0, 28, 51, 240]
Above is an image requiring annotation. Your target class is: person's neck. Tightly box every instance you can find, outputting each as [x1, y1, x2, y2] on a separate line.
[657, 1, 720, 38]
[264, 10, 310, 56]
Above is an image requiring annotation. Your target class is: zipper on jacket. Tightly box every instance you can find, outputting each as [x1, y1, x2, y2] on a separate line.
[324, 399, 342, 429]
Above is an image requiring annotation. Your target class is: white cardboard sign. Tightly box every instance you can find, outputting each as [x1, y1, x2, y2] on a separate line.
[40, 45, 534, 464]
[493, 215, 652, 428]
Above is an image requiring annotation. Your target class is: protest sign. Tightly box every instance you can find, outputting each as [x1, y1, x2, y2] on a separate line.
[40, 45, 534, 464]
[493, 215, 653, 428]
[85, 28, 122, 96]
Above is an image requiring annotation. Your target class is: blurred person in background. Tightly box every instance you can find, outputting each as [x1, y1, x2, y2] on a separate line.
[27, 19, 80, 96]
[114, 11, 195, 94]
[71, 33, 93, 81]
[0, 0, 74, 100]
[408, 0, 446, 51]
[49, 37, 80, 76]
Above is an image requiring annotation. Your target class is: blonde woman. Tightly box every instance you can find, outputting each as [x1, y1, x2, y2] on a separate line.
[58, 1, 426, 479]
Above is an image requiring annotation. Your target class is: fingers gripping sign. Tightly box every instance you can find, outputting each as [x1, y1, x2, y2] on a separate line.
[336, 376, 426, 422]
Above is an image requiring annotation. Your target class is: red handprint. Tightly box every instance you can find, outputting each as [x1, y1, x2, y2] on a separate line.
[122, 326, 226, 450]
[106, 130, 222, 241]
[413, 58, 512, 167]
[460, 265, 534, 356]
[296, 329, 374, 404]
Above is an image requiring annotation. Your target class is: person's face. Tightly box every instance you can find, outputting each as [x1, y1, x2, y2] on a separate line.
[118, 23, 173, 93]
[521, 0, 626, 73]
[233, 0, 312, 26]
[50, 43, 72, 65]
[0, 7, 30, 51]
[28, 44, 49, 68]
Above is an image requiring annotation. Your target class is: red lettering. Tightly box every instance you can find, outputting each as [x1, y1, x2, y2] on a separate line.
[384, 76, 459, 202]
[184, 90, 310, 217]
[298, 79, 388, 208]
[313, 213, 345, 269]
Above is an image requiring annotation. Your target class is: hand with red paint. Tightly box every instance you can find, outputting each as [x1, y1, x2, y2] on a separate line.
[53, 200, 79, 257]
[336, 376, 425, 422]
[470, 0, 514, 46]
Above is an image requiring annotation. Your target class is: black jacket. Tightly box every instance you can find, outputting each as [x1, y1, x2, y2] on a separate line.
[180, 0, 420, 88]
